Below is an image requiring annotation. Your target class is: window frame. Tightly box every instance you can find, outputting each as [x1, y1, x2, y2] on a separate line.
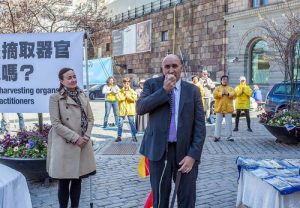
[250, 39, 270, 85]
[105, 43, 110, 52]
[161, 31, 169, 42]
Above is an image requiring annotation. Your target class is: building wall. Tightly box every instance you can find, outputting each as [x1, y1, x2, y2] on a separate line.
[98, 0, 227, 82]
[225, 0, 300, 97]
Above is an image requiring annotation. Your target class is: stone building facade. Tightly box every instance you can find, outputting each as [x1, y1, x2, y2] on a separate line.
[98, 0, 227, 83]
[225, 0, 300, 97]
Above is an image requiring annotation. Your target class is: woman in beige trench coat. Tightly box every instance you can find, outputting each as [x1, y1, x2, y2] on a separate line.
[47, 68, 96, 208]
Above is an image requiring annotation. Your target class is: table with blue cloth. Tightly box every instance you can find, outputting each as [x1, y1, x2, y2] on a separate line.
[236, 157, 300, 208]
[0, 164, 32, 208]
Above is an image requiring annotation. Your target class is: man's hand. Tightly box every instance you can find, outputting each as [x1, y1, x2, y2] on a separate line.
[163, 74, 176, 93]
[75, 137, 88, 149]
[178, 156, 195, 174]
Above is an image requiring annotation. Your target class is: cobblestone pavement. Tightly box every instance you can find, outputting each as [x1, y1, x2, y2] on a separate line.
[5, 100, 300, 208]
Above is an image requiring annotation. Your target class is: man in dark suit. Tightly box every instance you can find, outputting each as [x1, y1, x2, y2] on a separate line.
[137, 54, 206, 207]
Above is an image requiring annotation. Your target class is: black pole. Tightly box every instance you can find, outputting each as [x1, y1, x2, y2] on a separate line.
[38, 113, 43, 133]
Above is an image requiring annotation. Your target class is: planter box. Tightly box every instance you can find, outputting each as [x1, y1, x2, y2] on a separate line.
[0, 156, 47, 180]
[263, 124, 300, 144]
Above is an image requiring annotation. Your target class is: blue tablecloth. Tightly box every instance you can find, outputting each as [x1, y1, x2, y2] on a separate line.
[236, 157, 300, 195]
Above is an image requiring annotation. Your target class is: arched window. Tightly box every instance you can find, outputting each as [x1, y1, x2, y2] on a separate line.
[293, 39, 300, 80]
[251, 40, 270, 84]
[252, 0, 268, 8]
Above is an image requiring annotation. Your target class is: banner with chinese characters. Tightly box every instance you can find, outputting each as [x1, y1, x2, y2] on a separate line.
[0, 32, 84, 113]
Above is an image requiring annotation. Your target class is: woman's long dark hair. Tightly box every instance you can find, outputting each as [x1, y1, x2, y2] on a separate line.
[58, 68, 74, 91]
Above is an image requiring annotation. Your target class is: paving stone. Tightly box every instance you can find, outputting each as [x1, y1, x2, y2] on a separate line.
[20, 101, 300, 207]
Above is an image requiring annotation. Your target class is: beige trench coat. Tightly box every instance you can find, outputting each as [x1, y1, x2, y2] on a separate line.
[46, 89, 96, 179]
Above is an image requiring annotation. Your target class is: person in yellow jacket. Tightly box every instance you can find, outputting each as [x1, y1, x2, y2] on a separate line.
[233, 76, 253, 132]
[102, 76, 120, 128]
[115, 77, 138, 142]
[192, 75, 205, 106]
[213, 75, 235, 142]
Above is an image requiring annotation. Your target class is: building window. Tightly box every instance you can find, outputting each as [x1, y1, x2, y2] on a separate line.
[251, 0, 268, 8]
[106, 43, 110, 52]
[251, 40, 270, 84]
[127, 69, 133, 73]
[293, 39, 300, 80]
[161, 31, 169, 41]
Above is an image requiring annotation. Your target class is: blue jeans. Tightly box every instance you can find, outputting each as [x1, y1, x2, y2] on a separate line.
[103, 101, 118, 127]
[0, 113, 8, 131]
[117, 116, 137, 138]
[0, 113, 25, 131]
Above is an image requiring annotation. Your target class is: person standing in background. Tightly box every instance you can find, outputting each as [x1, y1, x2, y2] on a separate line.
[0, 113, 9, 133]
[0, 113, 25, 133]
[213, 75, 235, 142]
[199, 70, 215, 119]
[115, 77, 138, 142]
[135, 79, 148, 133]
[252, 85, 263, 103]
[233, 76, 253, 132]
[102, 76, 120, 128]
[192, 75, 205, 106]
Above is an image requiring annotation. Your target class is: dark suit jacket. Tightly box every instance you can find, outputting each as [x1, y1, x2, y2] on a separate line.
[136, 76, 206, 163]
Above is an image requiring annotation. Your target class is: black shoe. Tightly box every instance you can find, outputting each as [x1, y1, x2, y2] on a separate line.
[247, 128, 253, 132]
[115, 137, 121, 142]
[214, 137, 220, 142]
[226, 136, 234, 142]
[132, 137, 138, 142]
[233, 127, 238, 132]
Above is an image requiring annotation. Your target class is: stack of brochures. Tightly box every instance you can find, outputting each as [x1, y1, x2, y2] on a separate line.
[236, 156, 300, 194]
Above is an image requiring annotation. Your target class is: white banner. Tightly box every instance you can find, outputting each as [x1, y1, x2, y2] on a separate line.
[0, 32, 84, 113]
[123, 24, 136, 55]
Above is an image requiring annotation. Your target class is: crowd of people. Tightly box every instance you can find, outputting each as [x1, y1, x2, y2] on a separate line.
[190, 70, 264, 143]
[101, 76, 148, 142]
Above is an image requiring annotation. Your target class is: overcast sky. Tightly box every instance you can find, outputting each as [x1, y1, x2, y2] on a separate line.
[105, 0, 153, 17]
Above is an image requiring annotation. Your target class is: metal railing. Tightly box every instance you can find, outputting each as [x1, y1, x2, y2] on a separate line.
[110, 0, 185, 24]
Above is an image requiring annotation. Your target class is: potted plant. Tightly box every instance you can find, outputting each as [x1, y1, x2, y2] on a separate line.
[0, 124, 51, 179]
[258, 111, 300, 144]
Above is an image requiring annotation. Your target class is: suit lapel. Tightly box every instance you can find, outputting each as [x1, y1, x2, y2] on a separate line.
[178, 81, 188, 116]
[156, 76, 165, 89]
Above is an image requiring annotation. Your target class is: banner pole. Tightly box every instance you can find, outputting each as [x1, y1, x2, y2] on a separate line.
[84, 31, 90, 96]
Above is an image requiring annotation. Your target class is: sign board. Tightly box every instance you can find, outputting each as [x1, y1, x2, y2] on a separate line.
[0, 32, 84, 113]
[112, 20, 151, 56]
[136, 20, 151, 53]
[123, 24, 137, 55]
[83, 57, 113, 85]
[112, 29, 123, 56]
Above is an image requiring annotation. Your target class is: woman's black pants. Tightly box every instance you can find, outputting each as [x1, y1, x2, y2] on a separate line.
[235, 109, 251, 128]
[58, 179, 82, 208]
